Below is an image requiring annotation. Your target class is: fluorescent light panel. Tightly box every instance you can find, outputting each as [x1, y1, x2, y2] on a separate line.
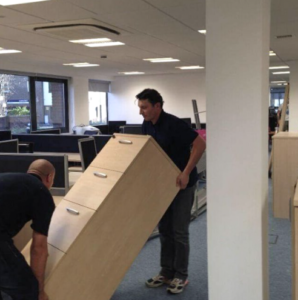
[269, 66, 289, 70]
[176, 66, 204, 70]
[271, 81, 287, 83]
[73, 64, 99, 67]
[69, 38, 111, 44]
[144, 57, 180, 63]
[118, 72, 145, 75]
[272, 71, 290, 74]
[0, 49, 21, 54]
[198, 29, 207, 35]
[85, 41, 124, 47]
[269, 51, 276, 56]
[0, 0, 48, 5]
[63, 62, 99, 67]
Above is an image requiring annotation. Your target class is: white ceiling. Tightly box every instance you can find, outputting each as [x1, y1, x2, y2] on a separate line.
[0, 0, 294, 84]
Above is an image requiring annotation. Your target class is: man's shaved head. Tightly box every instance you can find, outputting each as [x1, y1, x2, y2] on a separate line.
[27, 159, 55, 189]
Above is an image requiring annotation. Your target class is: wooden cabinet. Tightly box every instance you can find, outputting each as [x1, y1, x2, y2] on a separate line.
[22, 134, 180, 300]
[272, 132, 298, 218]
[292, 181, 298, 300]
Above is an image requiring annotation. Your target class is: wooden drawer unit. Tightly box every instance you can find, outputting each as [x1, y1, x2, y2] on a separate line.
[90, 134, 148, 172]
[272, 132, 298, 218]
[64, 166, 122, 210]
[47, 200, 95, 253]
[292, 182, 298, 300]
[22, 134, 180, 300]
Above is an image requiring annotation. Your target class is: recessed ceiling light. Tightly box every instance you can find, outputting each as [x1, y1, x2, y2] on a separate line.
[0, 49, 21, 54]
[271, 81, 287, 83]
[176, 66, 204, 70]
[73, 64, 99, 67]
[0, 0, 48, 5]
[118, 72, 145, 75]
[69, 38, 111, 44]
[269, 51, 276, 56]
[143, 58, 180, 63]
[269, 66, 289, 70]
[198, 30, 207, 35]
[85, 41, 125, 47]
[63, 62, 99, 67]
[272, 71, 290, 74]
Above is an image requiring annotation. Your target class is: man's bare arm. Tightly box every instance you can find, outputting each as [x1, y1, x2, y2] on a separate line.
[30, 230, 49, 300]
[176, 135, 206, 189]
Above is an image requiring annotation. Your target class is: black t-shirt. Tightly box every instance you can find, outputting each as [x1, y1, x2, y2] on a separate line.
[142, 110, 199, 187]
[0, 173, 55, 242]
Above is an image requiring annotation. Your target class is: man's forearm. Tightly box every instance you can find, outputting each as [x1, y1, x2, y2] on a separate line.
[30, 244, 48, 293]
[183, 135, 206, 176]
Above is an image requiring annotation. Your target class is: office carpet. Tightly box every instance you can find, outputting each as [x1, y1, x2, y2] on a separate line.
[111, 178, 292, 300]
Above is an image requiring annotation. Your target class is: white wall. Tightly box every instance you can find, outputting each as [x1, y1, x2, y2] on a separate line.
[109, 72, 206, 124]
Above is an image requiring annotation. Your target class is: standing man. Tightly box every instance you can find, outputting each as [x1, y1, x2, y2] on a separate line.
[137, 89, 206, 294]
[0, 159, 56, 300]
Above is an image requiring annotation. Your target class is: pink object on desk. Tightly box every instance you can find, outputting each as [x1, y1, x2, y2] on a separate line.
[196, 129, 206, 141]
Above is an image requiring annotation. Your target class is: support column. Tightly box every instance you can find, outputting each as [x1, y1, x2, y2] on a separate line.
[289, 62, 298, 131]
[69, 77, 89, 129]
[206, 1, 270, 299]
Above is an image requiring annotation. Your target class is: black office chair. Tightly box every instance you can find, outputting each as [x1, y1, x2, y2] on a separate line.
[78, 137, 98, 171]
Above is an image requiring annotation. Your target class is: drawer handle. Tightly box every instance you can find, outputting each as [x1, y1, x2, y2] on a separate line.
[119, 139, 133, 145]
[66, 208, 80, 215]
[94, 172, 107, 178]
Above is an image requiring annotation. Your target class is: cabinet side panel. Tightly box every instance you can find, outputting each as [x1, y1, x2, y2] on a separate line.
[273, 138, 298, 218]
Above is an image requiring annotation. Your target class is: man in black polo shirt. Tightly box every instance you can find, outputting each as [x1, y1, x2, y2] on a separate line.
[0, 159, 56, 300]
[137, 88, 206, 294]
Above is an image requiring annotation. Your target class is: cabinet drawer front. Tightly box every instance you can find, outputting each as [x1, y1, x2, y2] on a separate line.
[91, 135, 148, 172]
[64, 166, 123, 210]
[22, 242, 64, 280]
[47, 200, 95, 253]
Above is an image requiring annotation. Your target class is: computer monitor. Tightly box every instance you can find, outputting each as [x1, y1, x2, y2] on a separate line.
[31, 129, 61, 134]
[108, 121, 127, 134]
[180, 118, 192, 128]
[78, 138, 97, 171]
[0, 130, 12, 141]
[121, 125, 143, 135]
[0, 139, 19, 153]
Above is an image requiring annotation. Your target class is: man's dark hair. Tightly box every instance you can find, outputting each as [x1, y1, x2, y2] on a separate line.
[136, 89, 164, 108]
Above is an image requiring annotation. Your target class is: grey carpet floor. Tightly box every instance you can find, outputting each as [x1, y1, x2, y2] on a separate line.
[111, 178, 291, 300]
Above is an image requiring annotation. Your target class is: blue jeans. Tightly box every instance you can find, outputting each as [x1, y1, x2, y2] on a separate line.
[159, 185, 195, 281]
[0, 241, 38, 300]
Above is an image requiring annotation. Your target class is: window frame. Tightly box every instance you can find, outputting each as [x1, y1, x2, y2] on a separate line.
[29, 76, 69, 132]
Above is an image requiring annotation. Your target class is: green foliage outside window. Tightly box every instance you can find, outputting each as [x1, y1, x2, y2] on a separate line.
[7, 106, 30, 116]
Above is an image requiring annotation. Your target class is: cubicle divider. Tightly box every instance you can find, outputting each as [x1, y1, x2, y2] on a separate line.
[13, 134, 86, 153]
[0, 139, 19, 153]
[0, 153, 69, 196]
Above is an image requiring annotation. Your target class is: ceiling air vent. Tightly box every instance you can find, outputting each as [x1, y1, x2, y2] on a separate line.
[20, 19, 132, 41]
[276, 34, 293, 39]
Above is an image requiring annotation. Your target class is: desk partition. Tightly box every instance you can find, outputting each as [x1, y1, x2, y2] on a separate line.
[13, 134, 86, 153]
[0, 153, 69, 196]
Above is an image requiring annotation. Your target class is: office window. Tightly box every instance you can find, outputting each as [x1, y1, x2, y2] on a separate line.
[32, 78, 68, 131]
[270, 87, 285, 108]
[0, 74, 30, 134]
[88, 80, 109, 125]
[0, 73, 69, 133]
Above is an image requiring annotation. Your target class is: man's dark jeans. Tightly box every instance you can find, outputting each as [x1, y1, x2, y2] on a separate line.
[0, 241, 38, 300]
[159, 185, 195, 281]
